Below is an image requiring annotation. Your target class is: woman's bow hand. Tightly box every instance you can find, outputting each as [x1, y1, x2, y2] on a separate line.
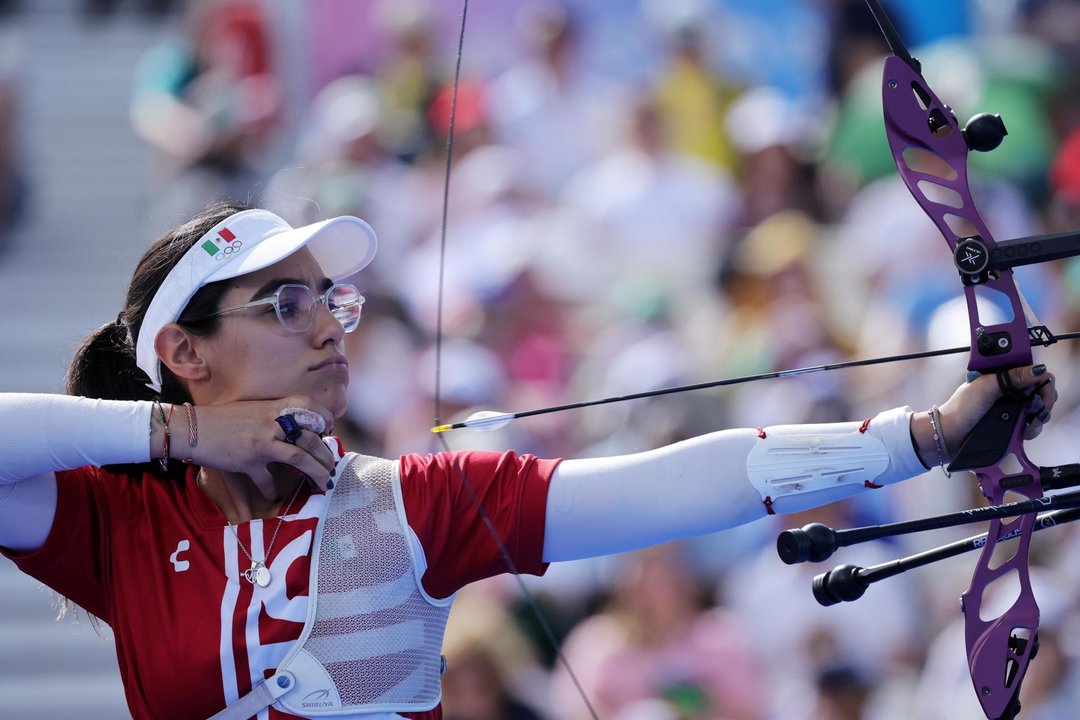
[923, 365, 1057, 468]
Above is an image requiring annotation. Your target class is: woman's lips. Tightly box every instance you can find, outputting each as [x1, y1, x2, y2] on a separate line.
[310, 356, 350, 375]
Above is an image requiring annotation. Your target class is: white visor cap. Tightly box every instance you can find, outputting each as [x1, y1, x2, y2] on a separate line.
[136, 209, 377, 391]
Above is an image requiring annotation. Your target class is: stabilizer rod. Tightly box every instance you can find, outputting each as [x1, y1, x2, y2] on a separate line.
[812, 506, 1080, 606]
[777, 486, 1080, 565]
[988, 229, 1080, 270]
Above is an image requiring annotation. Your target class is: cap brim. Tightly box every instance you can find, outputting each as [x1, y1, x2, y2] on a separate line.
[206, 215, 377, 284]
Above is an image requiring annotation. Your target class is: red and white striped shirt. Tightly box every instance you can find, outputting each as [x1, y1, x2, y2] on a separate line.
[4, 450, 557, 720]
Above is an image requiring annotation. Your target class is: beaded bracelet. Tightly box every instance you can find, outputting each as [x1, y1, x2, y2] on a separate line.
[928, 405, 951, 477]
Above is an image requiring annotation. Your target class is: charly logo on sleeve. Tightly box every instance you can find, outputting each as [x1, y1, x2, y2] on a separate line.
[201, 227, 244, 261]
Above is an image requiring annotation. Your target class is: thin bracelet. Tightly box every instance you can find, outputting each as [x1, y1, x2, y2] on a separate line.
[150, 399, 163, 459]
[928, 405, 951, 477]
[149, 400, 158, 450]
[182, 402, 198, 464]
[158, 402, 171, 474]
[184, 403, 198, 446]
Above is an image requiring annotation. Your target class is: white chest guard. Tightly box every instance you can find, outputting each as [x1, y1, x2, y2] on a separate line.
[210, 453, 453, 720]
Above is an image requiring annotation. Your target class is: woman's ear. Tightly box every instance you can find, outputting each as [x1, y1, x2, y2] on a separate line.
[154, 324, 210, 383]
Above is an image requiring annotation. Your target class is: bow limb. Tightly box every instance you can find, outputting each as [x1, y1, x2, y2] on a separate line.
[870, 3, 1041, 717]
[878, 54, 1032, 372]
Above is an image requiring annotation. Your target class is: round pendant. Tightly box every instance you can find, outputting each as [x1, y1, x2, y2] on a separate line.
[254, 565, 272, 588]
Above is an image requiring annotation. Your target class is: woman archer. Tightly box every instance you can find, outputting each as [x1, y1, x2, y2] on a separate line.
[0, 201, 1056, 719]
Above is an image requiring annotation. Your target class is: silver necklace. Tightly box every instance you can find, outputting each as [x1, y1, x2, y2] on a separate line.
[226, 481, 304, 588]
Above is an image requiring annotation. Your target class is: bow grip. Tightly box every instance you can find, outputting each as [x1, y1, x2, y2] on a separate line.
[948, 394, 1027, 473]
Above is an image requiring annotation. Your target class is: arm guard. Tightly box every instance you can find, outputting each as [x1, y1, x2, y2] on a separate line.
[543, 406, 925, 561]
[747, 406, 924, 514]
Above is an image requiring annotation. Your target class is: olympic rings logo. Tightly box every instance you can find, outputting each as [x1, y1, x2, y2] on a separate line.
[215, 240, 243, 261]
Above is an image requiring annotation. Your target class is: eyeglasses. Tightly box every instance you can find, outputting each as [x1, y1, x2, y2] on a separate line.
[205, 283, 365, 333]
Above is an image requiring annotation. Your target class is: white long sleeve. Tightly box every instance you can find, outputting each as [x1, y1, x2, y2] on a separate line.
[542, 406, 924, 562]
[0, 393, 154, 552]
[0, 393, 154, 483]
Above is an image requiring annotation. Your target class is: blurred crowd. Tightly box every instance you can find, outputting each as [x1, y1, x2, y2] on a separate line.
[15, 0, 1080, 717]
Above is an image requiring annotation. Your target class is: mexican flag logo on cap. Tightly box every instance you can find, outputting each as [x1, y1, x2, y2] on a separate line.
[201, 227, 243, 260]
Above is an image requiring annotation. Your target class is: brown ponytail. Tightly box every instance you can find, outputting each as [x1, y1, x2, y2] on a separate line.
[65, 320, 156, 402]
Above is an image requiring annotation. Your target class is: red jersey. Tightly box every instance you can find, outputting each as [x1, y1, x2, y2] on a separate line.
[2, 450, 557, 719]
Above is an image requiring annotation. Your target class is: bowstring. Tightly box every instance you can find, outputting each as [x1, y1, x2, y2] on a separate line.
[431, 2, 600, 718]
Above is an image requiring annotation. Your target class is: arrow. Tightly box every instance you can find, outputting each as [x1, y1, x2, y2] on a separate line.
[431, 331, 1080, 433]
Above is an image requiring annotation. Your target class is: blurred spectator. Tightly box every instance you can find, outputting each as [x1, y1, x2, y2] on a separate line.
[441, 587, 547, 720]
[812, 664, 872, 720]
[707, 0, 831, 110]
[724, 87, 818, 226]
[372, 0, 440, 162]
[487, 1, 622, 198]
[551, 543, 766, 720]
[569, 315, 700, 457]
[131, 0, 282, 222]
[264, 74, 433, 281]
[651, 21, 743, 174]
[426, 79, 493, 163]
[336, 292, 425, 455]
[1017, 0, 1080, 53]
[397, 143, 542, 333]
[1048, 123, 1080, 231]
[724, 501, 922, 720]
[561, 92, 741, 302]
[713, 209, 848, 428]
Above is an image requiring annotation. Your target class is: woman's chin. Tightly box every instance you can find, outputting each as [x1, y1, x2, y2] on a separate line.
[321, 387, 349, 424]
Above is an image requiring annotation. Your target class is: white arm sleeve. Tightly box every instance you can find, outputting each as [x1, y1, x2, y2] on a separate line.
[542, 406, 925, 562]
[0, 393, 154, 552]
